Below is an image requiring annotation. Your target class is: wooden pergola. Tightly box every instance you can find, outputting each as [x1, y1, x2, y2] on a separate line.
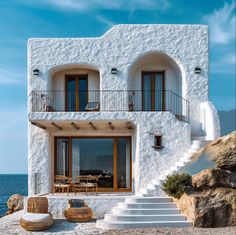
[30, 121, 134, 132]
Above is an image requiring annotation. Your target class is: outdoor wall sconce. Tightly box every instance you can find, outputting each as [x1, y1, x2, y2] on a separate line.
[33, 69, 40, 75]
[194, 67, 201, 74]
[152, 134, 164, 149]
[111, 68, 117, 74]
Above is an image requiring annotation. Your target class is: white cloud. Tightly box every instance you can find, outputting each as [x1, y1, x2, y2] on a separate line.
[211, 53, 236, 74]
[21, 0, 170, 12]
[203, 2, 236, 75]
[96, 15, 115, 28]
[204, 1, 235, 45]
[0, 68, 26, 85]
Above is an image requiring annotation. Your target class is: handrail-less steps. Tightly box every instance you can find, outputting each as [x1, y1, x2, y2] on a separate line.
[96, 196, 191, 229]
[96, 138, 211, 229]
[138, 137, 212, 197]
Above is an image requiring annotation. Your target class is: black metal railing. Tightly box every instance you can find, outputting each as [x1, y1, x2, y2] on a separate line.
[30, 90, 189, 122]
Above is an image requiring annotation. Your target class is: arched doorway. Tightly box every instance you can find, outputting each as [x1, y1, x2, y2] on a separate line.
[49, 65, 100, 111]
[127, 52, 187, 120]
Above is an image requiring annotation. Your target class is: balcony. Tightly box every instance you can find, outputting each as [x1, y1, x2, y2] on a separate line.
[30, 90, 189, 122]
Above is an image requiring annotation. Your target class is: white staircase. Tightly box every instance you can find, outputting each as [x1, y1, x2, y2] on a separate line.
[96, 137, 211, 229]
[138, 137, 211, 197]
[96, 196, 191, 229]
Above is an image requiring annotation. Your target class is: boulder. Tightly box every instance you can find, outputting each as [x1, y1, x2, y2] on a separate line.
[190, 131, 236, 170]
[175, 188, 236, 227]
[192, 168, 236, 189]
[6, 194, 24, 215]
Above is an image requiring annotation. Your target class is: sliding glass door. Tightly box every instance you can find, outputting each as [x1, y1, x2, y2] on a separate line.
[55, 138, 69, 176]
[142, 71, 165, 111]
[72, 138, 114, 188]
[117, 138, 131, 190]
[55, 137, 132, 192]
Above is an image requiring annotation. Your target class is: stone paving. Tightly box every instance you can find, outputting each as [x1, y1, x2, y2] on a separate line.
[0, 211, 235, 235]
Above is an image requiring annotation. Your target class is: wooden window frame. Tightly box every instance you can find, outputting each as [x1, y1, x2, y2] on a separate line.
[65, 75, 88, 111]
[141, 71, 165, 111]
[54, 136, 132, 193]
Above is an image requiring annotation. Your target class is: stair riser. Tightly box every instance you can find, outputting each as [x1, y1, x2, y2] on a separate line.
[126, 198, 172, 203]
[118, 203, 176, 209]
[113, 208, 180, 215]
[96, 220, 192, 229]
[104, 214, 186, 222]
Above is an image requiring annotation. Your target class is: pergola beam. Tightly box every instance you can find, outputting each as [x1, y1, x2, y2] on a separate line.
[127, 122, 133, 129]
[108, 122, 115, 130]
[89, 122, 97, 130]
[31, 122, 47, 130]
[71, 122, 80, 130]
[51, 122, 63, 130]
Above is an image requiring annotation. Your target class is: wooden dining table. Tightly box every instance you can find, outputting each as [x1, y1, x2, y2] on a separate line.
[71, 175, 100, 195]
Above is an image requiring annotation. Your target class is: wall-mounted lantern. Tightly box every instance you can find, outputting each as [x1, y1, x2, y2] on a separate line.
[33, 69, 40, 75]
[194, 67, 201, 74]
[152, 134, 164, 150]
[111, 68, 117, 74]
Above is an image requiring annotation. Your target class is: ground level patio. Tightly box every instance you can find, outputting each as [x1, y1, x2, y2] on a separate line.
[1, 210, 235, 235]
[25, 192, 134, 218]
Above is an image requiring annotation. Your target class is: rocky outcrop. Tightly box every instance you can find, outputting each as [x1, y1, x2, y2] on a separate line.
[192, 168, 236, 189]
[192, 131, 236, 170]
[175, 188, 236, 227]
[175, 131, 236, 227]
[6, 194, 24, 215]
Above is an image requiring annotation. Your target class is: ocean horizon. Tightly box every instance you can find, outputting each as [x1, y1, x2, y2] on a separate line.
[0, 174, 28, 217]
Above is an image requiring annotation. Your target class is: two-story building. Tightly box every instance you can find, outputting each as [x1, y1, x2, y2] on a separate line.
[27, 24, 220, 226]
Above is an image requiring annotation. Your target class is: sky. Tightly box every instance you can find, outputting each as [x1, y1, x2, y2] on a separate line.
[0, 0, 235, 174]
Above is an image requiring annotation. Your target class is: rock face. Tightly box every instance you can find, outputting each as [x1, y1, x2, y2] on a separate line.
[192, 168, 236, 189]
[193, 131, 236, 170]
[175, 131, 236, 227]
[175, 188, 236, 227]
[6, 194, 24, 215]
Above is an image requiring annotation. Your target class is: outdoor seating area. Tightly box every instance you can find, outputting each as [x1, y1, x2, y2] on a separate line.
[20, 197, 93, 231]
[52, 175, 102, 195]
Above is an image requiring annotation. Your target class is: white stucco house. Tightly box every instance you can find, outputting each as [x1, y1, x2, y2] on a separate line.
[28, 24, 220, 228]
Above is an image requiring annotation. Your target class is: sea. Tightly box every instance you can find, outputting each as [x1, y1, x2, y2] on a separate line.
[0, 174, 28, 217]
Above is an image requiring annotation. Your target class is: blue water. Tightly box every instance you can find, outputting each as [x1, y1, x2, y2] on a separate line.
[0, 174, 28, 217]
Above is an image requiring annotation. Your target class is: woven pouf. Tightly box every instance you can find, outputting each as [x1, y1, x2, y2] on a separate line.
[64, 199, 93, 222]
[20, 213, 53, 231]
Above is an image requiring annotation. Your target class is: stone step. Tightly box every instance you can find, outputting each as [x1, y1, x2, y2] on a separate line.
[96, 220, 192, 229]
[125, 196, 172, 203]
[104, 213, 186, 222]
[112, 207, 181, 215]
[118, 202, 176, 209]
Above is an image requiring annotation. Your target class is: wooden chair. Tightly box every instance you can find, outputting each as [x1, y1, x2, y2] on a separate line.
[52, 175, 71, 195]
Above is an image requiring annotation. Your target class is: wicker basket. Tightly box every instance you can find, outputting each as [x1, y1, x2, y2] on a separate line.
[64, 207, 93, 222]
[27, 197, 48, 213]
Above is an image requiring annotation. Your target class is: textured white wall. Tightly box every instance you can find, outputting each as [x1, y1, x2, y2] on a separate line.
[200, 102, 221, 140]
[27, 24, 219, 198]
[28, 24, 210, 122]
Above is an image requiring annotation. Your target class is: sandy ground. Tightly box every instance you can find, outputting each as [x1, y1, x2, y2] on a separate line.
[0, 211, 235, 235]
